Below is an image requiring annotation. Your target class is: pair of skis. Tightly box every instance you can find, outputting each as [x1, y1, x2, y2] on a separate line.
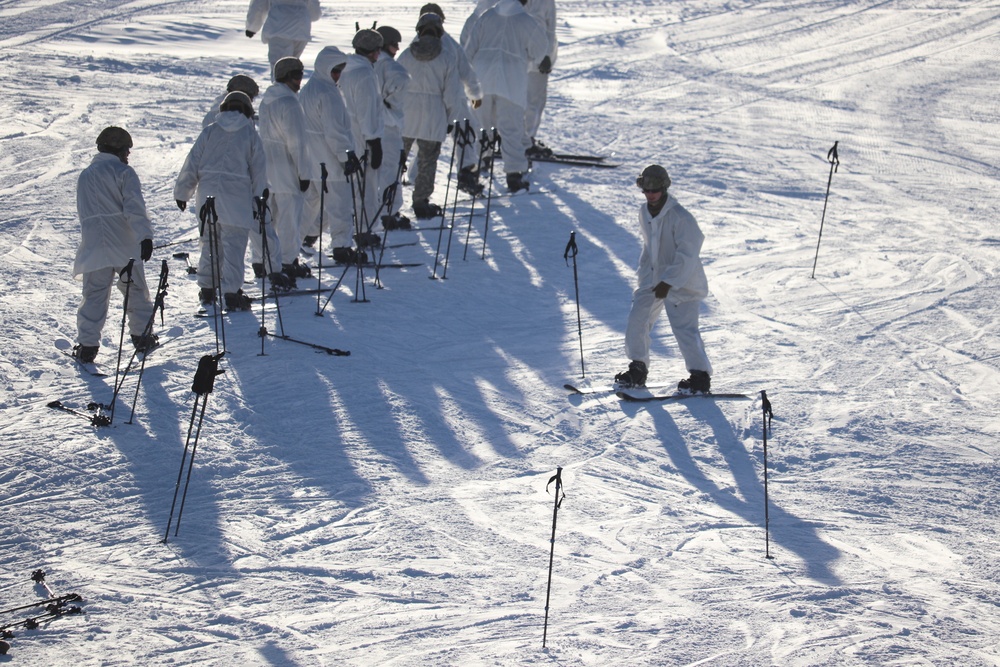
[1, 570, 84, 653]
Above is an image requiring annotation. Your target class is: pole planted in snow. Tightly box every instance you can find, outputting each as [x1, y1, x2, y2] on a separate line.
[761, 390, 774, 559]
[543, 467, 566, 648]
[563, 232, 585, 378]
[811, 141, 839, 279]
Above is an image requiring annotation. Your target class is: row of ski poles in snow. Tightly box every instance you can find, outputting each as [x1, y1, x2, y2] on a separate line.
[563, 141, 842, 379]
[0, 570, 84, 655]
[544, 392, 774, 646]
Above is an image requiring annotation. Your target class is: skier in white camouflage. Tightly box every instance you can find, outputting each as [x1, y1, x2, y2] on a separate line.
[299, 46, 358, 262]
[245, 0, 322, 80]
[257, 56, 312, 285]
[374, 26, 412, 230]
[398, 12, 466, 219]
[175, 91, 276, 312]
[523, 0, 557, 158]
[73, 126, 157, 364]
[418, 3, 484, 196]
[339, 28, 386, 233]
[463, 0, 549, 193]
[616, 165, 713, 394]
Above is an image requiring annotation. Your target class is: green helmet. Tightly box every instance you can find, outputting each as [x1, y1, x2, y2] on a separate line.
[96, 126, 133, 152]
[227, 74, 259, 99]
[636, 164, 671, 191]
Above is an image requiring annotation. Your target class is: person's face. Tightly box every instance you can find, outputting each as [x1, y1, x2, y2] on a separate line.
[643, 188, 663, 204]
[386, 43, 399, 57]
[118, 148, 130, 165]
[366, 50, 380, 64]
[331, 67, 343, 83]
[286, 71, 303, 92]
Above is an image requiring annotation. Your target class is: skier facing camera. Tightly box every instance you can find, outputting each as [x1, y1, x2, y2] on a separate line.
[615, 165, 713, 394]
[72, 126, 158, 363]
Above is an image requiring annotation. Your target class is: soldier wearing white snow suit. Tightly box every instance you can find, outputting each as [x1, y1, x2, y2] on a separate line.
[202, 74, 260, 129]
[258, 56, 312, 284]
[418, 3, 484, 196]
[523, 0, 557, 156]
[616, 165, 713, 393]
[374, 26, 412, 229]
[339, 29, 386, 232]
[463, 0, 549, 193]
[73, 126, 157, 363]
[299, 46, 357, 259]
[398, 13, 467, 219]
[245, 0, 322, 80]
[175, 92, 276, 312]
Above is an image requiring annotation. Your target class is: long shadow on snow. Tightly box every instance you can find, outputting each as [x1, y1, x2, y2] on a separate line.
[628, 398, 842, 584]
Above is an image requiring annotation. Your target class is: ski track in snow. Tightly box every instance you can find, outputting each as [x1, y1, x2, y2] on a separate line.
[1, 0, 999, 664]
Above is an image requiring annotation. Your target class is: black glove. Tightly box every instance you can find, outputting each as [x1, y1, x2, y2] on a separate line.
[261, 188, 269, 202]
[299, 179, 310, 192]
[176, 199, 186, 211]
[539, 55, 552, 74]
[344, 151, 362, 176]
[140, 239, 153, 262]
[245, 30, 255, 38]
[367, 138, 383, 170]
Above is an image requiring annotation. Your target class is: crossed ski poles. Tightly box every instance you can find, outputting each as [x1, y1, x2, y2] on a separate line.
[479, 128, 501, 260]
[373, 149, 407, 289]
[125, 258, 170, 424]
[163, 352, 224, 542]
[199, 196, 227, 355]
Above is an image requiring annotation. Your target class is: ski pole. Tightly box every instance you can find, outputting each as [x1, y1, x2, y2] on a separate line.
[431, 122, 461, 279]
[761, 390, 774, 559]
[126, 259, 169, 424]
[543, 467, 566, 648]
[481, 128, 501, 260]
[811, 141, 839, 279]
[374, 149, 407, 289]
[315, 162, 328, 315]
[200, 196, 226, 355]
[163, 352, 224, 542]
[441, 120, 475, 279]
[563, 232, 585, 378]
[109, 259, 136, 425]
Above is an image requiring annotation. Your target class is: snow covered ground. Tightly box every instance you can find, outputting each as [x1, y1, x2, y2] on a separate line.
[2, 0, 999, 664]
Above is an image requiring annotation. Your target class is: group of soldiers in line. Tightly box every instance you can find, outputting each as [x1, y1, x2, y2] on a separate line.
[72, 0, 558, 361]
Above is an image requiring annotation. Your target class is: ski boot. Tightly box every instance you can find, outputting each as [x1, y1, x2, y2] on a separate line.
[131, 334, 160, 354]
[677, 370, 711, 394]
[525, 137, 553, 160]
[382, 212, 412, 230]
[332, 247, 369, 265]
[413, 199, 443, 219]
[224, 290, 253, 312]
[354, 232, 381, 250]
[199, 287, 215, 306]
[614, 361, 647, 388]
[457, 166, 484, 196]
[506, 171, 530, 194]
[252, 262, 266, 279]
[72, 344, 99, 364]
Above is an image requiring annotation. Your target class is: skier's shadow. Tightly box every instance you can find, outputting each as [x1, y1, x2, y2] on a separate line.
[623, 398, 842, 585]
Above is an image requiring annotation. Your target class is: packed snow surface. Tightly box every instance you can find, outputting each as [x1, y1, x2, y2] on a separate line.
[1, 0, 999, 664]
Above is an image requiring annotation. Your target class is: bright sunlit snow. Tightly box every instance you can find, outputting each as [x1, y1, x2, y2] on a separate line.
[2, 0, 999, 664]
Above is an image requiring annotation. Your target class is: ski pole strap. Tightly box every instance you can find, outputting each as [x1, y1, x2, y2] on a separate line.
[546, 467, 566, 508]
[827, 141, 839, 172]
[563, 231, 578, 265]
[118, 258, 135, 282]
[199, 196, 218, 235]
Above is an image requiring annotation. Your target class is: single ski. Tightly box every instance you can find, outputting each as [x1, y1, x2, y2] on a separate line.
[0, 603, 84, 633]
[55, 340, 107, 377]
[531, 156, 619, 169]
[565, 382, 673, 395]
[47, 400, 111, 427]
[616, 391, 750, 403]
[328, 261, 424, 269]
[551, 153, 607, 162]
